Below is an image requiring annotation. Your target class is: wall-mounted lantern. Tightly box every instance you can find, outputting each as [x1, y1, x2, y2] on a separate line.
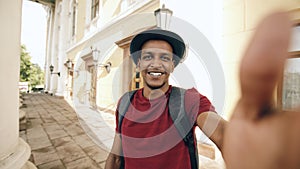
[91, 47, 100, 66]
[91, 47, 112, 73]
[98, 62, 112, 73]
[49, 65, 60, 76]
[154, 4, 173, 30]
[66, 59, 73, 70]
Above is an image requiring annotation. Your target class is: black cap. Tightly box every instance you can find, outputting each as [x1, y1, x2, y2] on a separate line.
[130, 28, 186, 67]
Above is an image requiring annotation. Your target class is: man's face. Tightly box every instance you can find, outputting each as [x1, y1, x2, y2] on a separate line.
[137, 40, 175, 90]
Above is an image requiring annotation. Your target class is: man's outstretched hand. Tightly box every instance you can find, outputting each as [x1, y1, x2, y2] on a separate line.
[222, 12, 300, 169]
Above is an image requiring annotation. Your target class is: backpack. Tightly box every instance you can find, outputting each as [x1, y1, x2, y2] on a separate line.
[117, 86, 199, 169]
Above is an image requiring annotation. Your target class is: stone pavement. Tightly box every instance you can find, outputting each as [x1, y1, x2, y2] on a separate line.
[19, 93, 110, 169]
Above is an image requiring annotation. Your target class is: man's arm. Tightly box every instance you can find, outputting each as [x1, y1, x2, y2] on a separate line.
[104, 133, 122, 169]
[196, 111, 227, 151]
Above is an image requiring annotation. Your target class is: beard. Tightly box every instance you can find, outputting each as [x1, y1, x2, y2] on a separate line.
[145, 81, 166, 90]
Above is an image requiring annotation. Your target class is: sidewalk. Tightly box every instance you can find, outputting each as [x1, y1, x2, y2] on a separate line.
[19, 93, 112, 169]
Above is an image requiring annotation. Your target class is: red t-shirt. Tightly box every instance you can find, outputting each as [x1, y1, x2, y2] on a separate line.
[116, 86, 215, 169]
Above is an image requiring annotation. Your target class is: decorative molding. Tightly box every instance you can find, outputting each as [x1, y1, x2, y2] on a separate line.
[115, 25, 156, 49]
[81, 53, 93, 62]
[115, 35, 134, 48]
[81, 53, 97, 71]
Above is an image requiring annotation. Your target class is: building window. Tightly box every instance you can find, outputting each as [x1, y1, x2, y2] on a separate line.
[91, 0, 99, 20]
[71, 3, 77, 37]
[279, 52, 300, 111]
[278, 25, 300, 111]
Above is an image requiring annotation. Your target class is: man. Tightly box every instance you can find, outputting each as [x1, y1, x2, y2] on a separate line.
[106, 11, 300, 169]
[105, 26, 226, 169]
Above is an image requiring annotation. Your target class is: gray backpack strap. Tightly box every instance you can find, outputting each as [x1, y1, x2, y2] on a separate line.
[118, 90, 137, 133]
[169, 87, 192, 137]
[117, 90, 137, 169]
[169, 86, 199, 169]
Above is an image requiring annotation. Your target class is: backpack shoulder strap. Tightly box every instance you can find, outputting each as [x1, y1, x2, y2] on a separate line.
[117, 90, 137, 169]
[169, 86, 199, 169]
[169, 86, 192, 138]
[117, 90, 137, 133]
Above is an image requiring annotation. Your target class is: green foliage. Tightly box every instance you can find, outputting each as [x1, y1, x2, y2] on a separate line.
[20, 45, 44, 88]
[29, 63, 45, 87]
[20, 45, 32, 82]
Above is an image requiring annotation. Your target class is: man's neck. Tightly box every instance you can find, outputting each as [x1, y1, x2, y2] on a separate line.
[143, 85, 170, 100]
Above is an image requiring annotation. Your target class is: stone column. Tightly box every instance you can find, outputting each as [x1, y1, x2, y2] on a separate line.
[56, 0, 69, 97]
[0, 1, 35, 168]
[49, 1, 61, 95]
[44, 6, 54, 93]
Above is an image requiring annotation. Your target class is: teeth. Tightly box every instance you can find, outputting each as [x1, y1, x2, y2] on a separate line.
[149, 72, 162, 76]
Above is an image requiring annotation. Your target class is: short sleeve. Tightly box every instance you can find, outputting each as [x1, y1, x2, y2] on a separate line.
[184, 88, 216, 124]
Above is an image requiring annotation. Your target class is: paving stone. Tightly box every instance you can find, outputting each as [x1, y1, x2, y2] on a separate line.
[42, 117, 56, 123]
[52, 115, 69, 122]
[28, 136, 52, 150]
[28, 118, 43, 126]
[84, 145, 109, 163]
[57, 120, 72, 125]
[56, 143, 87, 163]
[65, 114, 79, 121]
[52, 136, 74, 147]
[39, 113, 51, 117]
[47, 129, 68, 140]
[65, 157, 100, 169]
[63, 124, 85, 136]
[38, 109, 48, 115]
[27, 126, 48, 139]
[27, 112, 40, 119]
[49, 113, 63, 118]
[43, 122, 62, 132]
[73, 134, 95, 149]
[37, 160, 65, 169]
[56, 108, 66, 111]
[32, 146, 60, 166]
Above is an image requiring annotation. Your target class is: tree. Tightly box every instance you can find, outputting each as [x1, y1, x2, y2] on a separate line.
[20, 45, 44, 89]
[29, 63, 44, 87]
[20, 45, 32, 82]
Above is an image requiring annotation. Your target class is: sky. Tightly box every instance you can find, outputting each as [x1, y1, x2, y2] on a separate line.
[21, 0, 47, 69]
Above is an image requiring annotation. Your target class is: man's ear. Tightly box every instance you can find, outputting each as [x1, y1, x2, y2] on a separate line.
[136, 59, 141, 72]
[171, 59, 175, 73]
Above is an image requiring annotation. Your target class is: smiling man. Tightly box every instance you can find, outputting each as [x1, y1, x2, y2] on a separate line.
[105, 28, 226, 169]
[104, 12, 300, 169]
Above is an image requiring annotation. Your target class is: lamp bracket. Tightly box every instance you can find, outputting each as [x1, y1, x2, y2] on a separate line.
[96, 62, 112, 73]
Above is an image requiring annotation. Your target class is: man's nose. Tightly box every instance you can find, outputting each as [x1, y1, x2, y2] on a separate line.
[149, 56, 162, 67]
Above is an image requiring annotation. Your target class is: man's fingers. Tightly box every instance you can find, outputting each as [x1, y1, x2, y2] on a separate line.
[236, 12, 292, 120]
